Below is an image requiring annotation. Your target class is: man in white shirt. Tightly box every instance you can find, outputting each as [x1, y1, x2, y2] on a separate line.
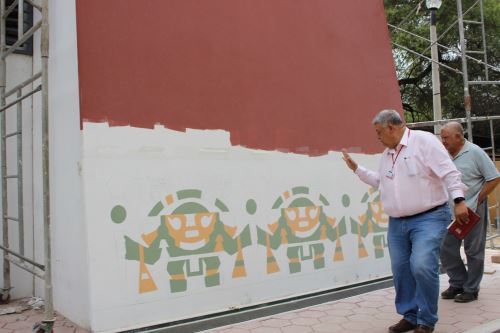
[342, 110, 467, 333]
[440, 122, 500, 303]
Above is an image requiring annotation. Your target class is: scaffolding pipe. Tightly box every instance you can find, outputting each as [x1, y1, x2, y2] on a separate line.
[5, 71, 41, 97]
[407, 115, 500, 128]
[25, 0, 41, 12]
[0, 243, 44, 269]
[456, 0, 473, 142]
[468, 81, 500, 85]
[0, 0, 11, 303]
[2, 0, 17, 19]
[41, 0, 54, 325]
[6, 255, 44, 279]
[1, 19, 41, 59]
[388, 23, 500, 74]
[16, 89, 23, 255]
[479, 0, 489, 80]
[0, 84, 41, 113]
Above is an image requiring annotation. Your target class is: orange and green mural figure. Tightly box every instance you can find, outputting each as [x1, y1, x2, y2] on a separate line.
[350, 188, 389, 259]
[257, 186, 346, 274]
[117, 189, 251, 293]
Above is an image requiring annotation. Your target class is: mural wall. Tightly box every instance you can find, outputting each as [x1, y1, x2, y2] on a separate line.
[76, 0, 402, 156]
[83, 124, 390, 331]
[75, 1, 402, 331]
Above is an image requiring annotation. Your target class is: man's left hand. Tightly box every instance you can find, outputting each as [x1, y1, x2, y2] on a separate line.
[454, 201, 469, 225]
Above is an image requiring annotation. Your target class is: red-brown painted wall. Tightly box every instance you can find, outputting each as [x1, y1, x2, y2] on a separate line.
[76, 0, 401, 155]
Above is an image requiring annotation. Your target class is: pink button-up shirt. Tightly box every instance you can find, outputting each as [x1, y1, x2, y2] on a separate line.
[355, 127, 466, 218]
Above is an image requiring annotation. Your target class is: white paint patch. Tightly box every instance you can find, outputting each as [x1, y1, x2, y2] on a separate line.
[82, 122, 390, 332]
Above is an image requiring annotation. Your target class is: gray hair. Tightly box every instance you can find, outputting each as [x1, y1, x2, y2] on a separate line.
[372, 109, 404, 127]
[441, 121, 465, 136]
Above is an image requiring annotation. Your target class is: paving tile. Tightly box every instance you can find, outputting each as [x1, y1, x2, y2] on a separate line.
[3, 320, 33, 330]
[358, 295, 387, 302]
[352, 306, 380, 315]
[324, 309, 355, 317]
[0, 315, 28, 324]
[374, 312, 400, 321]
[436, 316, 459, 325]
[475, 299, 500, 307]
[450, 306, 484, 315]
[340, 321, 373, 330]
[375, 305, 394, 313]
[328, 302, 359, 310]
[346, 314, 376, 322]
[477, 293, 500, 300]
[260, 318, 290, 328]
[233, 321, 264, 329]
[338, 297, 362, 304]
[290, 317, 320, 326]
[311, 305, 334, 311]
[450, 314, 485, 324]
[479, 311, 500, 320]
[355, 301, 384, 308]
[452, 321, 478, 331]
[248, 327, 281, 333]
[280, 324, 313, 333]
[273, 312, 299, 320]
[53, 327, 76, 333]
[317, 315, 349, 324]
[298, 310, 325, 318]
[433, 323, 458, 333]
[218, 328, 249, 333]
[479, 305, 500, 313]
[311, 322, 345, 332]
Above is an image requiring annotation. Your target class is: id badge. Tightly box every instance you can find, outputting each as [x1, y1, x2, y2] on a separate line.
[386, 170, 394, 179]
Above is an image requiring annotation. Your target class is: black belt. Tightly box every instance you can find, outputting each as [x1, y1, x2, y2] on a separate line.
[400, 203, 447, 219]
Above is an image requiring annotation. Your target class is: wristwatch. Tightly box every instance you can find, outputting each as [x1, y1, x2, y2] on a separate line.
[454, 197, 465, 204]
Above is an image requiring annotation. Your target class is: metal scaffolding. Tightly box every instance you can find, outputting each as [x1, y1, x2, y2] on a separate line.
[389, 0, 500, 247]
[407, 116, 500, 248]
[0, 0, 53, 332]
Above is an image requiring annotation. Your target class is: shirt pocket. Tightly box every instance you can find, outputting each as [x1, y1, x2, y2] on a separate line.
[403, 156, 417, 176]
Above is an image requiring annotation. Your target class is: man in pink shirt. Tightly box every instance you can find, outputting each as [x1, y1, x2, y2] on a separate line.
[342, 110, 468, 333]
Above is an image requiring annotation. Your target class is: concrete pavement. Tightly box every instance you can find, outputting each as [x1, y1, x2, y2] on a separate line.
[1, 250, 499, 333]
[203, 249, 500, 333]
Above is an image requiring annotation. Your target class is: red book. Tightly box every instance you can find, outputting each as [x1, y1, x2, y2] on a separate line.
[447, 207, 481, 240]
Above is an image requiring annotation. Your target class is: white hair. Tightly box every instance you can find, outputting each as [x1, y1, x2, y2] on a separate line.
[372, 109, 403, 127]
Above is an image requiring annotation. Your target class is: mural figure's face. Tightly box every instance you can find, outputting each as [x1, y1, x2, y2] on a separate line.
[283, 206, 321, 238]
[164, 212, 217, 250]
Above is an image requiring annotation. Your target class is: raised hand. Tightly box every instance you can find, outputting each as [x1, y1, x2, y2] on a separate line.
[342, 149, 358, 172]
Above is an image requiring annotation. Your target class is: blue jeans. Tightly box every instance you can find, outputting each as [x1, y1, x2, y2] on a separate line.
[388, 204, 451, 327]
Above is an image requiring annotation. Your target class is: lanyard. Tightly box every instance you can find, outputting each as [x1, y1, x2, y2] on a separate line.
[387, 129, 410, 178]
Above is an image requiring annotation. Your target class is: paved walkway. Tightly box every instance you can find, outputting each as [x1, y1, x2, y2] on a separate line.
[1, 250, 499, 333]
[203, 249, 500, 333]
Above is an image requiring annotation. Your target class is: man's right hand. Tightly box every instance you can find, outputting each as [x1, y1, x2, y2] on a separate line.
[453, 201, 469, 225]
[342, 149, 358, 172]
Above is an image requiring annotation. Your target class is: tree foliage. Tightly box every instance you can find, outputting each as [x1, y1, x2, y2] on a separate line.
[384, 0, 500, 138]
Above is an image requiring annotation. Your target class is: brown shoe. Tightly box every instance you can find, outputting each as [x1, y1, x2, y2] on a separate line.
[413, 324, 434, 333]
[388, 319, 417, 333]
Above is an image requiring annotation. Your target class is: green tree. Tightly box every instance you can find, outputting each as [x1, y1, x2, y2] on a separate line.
[384, 0, 500, 140]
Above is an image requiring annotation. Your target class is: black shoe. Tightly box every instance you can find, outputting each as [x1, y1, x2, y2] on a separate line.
[388, 319, 417, 333]
[454, 292, 478, 303]
[441, 286, 463, 299]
